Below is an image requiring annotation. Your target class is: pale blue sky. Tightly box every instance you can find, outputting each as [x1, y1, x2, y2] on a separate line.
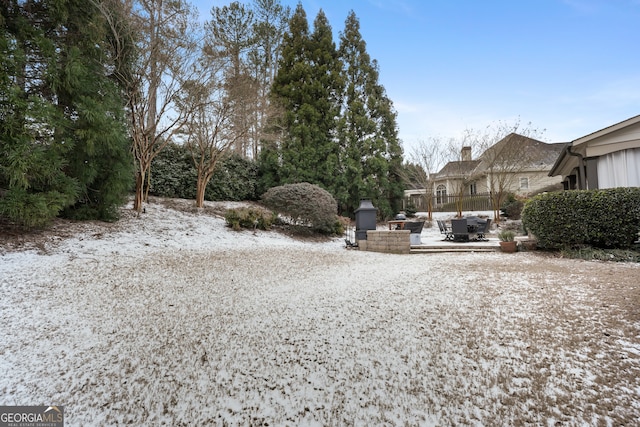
[194, 0, 640, 152]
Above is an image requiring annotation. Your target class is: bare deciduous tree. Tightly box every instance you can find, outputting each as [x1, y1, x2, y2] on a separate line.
[405, 137, 447, 220]
[96, 0, 200, 212]
[443, 131, 482, 218]
[471, 119, 545, 221]
[177, 58, 248, 208]
[129, 0, 201, 212]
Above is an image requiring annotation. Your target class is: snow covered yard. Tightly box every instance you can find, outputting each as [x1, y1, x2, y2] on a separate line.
[1, 199, 639, 426]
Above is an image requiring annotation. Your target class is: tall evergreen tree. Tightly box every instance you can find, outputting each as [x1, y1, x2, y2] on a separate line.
[337, 11, 404, 218]
[307, 9, 343, 194]
[57, 0, 134, 220]
[268, 5, 342, 191]
[1, 0, 77, 228]
[0, 0, 132, 227]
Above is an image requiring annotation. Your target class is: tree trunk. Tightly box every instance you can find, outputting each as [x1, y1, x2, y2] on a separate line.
[134, 171, 144, 212]
[490, 192, 502, 222]
[195, 175, 207, 208]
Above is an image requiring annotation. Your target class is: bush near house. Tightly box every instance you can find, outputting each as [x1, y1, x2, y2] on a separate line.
[500, 193, 524, 220]
[261, 183, 341, 235]
[522, 188, 640, 250]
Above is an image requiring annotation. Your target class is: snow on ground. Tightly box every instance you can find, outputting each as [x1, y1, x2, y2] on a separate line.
[1, 199, 640, 426]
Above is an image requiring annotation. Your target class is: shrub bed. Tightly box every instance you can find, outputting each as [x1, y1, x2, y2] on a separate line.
[224, 207, 276, 231]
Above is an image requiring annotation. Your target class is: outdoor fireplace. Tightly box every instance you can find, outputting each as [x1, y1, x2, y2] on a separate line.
[354, 199, 377, 240]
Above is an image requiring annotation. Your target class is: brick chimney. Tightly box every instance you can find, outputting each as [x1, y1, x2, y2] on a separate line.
[461, 146, 472, 161]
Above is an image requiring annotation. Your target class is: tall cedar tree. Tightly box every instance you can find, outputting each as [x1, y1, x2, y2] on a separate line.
[337, 11, 404, 218]
[0, 0, 132, 228]
[58, 0, 133, 221]
[268, 5, 343, 192]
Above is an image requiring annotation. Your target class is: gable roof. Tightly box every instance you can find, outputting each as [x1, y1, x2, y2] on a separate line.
[549, 114, 640, 177]
[572, 114, 640, 148]
[435, 160, 481, 178]
[474, 133, 565, 174]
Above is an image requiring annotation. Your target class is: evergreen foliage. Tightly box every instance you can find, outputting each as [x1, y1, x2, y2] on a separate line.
[224, 206, 275, 231]
[336, 11, 404, 219]
[264, 7, 403, 219]
[149, 143, 259, 201]
[261, 182, 339, 234]
[0, 0, 132, 227]
[522, 188, 640, 250]
[269, 6, 342, 192]
[57, 0, 134, 221]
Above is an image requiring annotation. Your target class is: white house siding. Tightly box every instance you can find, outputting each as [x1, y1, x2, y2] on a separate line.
[597, 147, 640, 188]
[483, 171, 560, 196]
[508, 173, 557, 195]
[583, 121, 640, 157]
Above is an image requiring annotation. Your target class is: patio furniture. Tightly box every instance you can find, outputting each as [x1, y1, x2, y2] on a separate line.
[437, 220, 454, 241]
[475, 218, 492, 241]
[403, 221, 425, 234]
[403, 221, 425, 245]
[451, 218, 472, 241]
[388, 220, 406, 230]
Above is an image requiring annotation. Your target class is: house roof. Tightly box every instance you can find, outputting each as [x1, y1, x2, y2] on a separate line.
[434, 133, 564, 180]
[572, 114, 640, 147]
[549, 114, 640, 177]
[474, 133, 565, 174]
[548, 143, 573, 177]
[436, 160, 481, 178]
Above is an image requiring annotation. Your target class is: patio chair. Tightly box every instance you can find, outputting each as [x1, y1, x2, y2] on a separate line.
[437, 220, 454, 241]
[451, 218, 470, 242]
[475, 218, 492, 241]
[403, 221, 425, 234]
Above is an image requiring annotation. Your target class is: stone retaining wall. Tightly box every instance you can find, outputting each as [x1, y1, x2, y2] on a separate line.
[357, 230, 410, 254]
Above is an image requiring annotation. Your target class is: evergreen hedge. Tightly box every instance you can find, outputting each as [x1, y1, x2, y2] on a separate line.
[522, 188, 640, 250]
[149, 144, 259, 202]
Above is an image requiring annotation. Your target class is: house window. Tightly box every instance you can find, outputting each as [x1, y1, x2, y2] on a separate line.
[519, 177, 529, 190]
[469, 181, 477, 195]
[436, 185, 447, 205]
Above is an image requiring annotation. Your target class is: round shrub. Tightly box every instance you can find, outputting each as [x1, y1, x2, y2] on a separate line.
[522, 188, 640, 250]
[261, 182, 339, 234]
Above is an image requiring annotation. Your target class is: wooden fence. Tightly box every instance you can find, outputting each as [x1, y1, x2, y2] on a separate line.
[405, 192, 493, 213]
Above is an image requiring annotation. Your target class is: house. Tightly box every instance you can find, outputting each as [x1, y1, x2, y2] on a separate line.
[405, 134, 564, 210]
[431, 147, 477, 203]
[548, 114, 640, 190]
[461, 134, 564, 197]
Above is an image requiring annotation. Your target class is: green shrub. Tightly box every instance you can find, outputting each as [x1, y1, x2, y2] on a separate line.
[149, 144, 259, 201]
[206, 155, 259, 201]
[261, 182, 339, 234]
[500, 193, 524, 220]
[522, 188, 640, 250]
[224, 206, 275, 231]
[403, 203, 417, 218]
